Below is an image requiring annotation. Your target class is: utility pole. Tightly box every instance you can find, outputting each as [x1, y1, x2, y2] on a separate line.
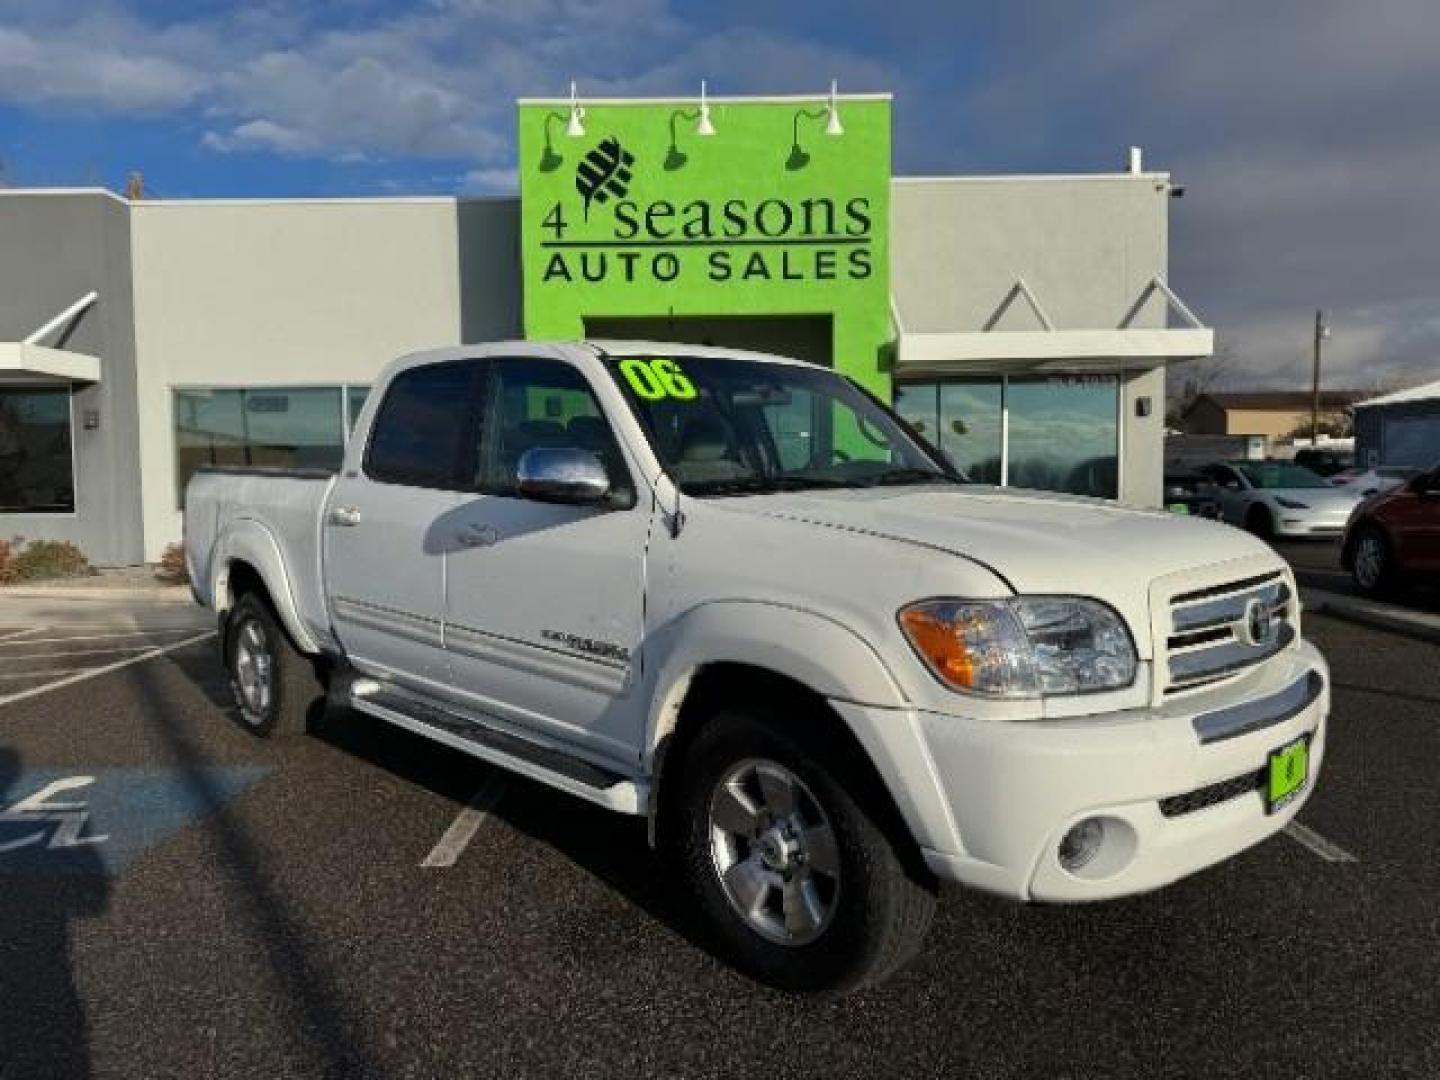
[1310, 309, 1329, 445]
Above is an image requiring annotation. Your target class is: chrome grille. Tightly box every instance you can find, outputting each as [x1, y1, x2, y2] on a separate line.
[1164, 572, 1293, 694]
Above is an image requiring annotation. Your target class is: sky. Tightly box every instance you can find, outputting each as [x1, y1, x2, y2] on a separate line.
[0, 0, 1436, 392]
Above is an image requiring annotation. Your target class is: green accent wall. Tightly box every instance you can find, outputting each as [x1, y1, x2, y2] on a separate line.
[518, 97, 893, 396]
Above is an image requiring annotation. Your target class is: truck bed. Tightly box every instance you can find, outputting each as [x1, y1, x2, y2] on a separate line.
[185, 465, 340, 653]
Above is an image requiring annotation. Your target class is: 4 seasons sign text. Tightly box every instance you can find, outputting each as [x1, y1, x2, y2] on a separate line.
[518, 96, 893, 395]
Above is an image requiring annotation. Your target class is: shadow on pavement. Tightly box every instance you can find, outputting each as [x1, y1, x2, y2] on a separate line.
[121, 654, 390, 1080]
[0, 747, 110, 1079]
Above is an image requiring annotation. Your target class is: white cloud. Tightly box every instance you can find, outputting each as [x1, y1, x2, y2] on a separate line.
[461, 166, 518, 194]
[0, 26, 207, 112]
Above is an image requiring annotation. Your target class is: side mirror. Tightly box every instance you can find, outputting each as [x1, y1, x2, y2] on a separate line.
[516, 447, 610, 506]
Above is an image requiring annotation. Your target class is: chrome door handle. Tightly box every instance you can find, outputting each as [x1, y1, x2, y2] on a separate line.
[330, 506, 362, 527]
[456, 523, 498, 548]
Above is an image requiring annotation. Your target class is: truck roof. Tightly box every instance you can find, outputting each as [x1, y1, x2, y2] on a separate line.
[378, 339, 818, 382]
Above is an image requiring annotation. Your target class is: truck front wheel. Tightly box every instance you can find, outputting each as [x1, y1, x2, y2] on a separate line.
[224, 593, 322, 738]
[674, 707, 936, 994]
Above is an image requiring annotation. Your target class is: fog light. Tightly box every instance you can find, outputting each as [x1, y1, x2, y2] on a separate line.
[1058, 817, 1105, 872]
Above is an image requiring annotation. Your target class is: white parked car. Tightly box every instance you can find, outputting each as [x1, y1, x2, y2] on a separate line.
[1329, 465, 1422, 499]
[186, 342, 1329, 994]
[1200, 461, 1363, 539]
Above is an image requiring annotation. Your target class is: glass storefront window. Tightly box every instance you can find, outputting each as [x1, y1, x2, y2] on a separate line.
[174, 387, 345, 504]
[939, 381, 1004, 485]
[0, 388, 74, 513]
[346, 386, 371, 433]
[1007, 377, 1118, 498]
[895, 375, 1119, 499]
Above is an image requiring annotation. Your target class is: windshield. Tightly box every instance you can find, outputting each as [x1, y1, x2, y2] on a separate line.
[1235, 462, 1333, 490]
[602, 354, 957, 496]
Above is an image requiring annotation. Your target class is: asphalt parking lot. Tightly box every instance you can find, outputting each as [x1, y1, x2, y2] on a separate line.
[1, 599, 1437, 1079]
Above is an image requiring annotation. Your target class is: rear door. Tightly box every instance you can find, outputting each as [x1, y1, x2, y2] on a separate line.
[441, 355, 652, 764]
[325, 359, 484, 693]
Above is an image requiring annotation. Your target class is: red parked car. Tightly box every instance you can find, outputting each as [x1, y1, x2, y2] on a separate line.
[1341, 465, 1440, 595]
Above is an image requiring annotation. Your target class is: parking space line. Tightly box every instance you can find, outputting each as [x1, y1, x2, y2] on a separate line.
[0, 631, 216, 709]
[2, 628, 205, 645]
[0, 645, 165, 660]
[0, 667, 88, 681]
[0, 628, 39, 642]
[1285, 821, 1358, 863]
[421, 775, 507, 869]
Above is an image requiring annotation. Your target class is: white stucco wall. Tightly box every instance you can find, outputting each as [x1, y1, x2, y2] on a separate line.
[130, 198, 492, 559]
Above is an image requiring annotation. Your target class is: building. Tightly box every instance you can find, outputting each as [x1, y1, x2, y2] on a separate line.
[1183, 390, 1365, 440]
[0, 93, 1213, 566]
[1353, 380, 1440, 468]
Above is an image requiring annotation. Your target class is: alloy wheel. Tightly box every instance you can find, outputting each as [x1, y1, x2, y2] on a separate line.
[233, 617, 274, 722]
[707, 758, 841, 946]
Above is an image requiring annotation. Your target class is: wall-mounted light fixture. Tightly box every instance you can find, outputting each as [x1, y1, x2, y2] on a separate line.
[824, 79, 844, 136]
[565, 80, 586, 138]
[787, 79, 845, 170]
[696, 80, 716, 137]
[665, 80, 715, 170]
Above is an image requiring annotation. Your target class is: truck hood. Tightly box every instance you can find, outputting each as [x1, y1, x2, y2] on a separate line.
[713, 484, 1282, 647]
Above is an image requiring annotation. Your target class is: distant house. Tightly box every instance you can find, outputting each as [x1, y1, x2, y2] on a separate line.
[1353, 380, 1440, 467]
[1184, 390, 1365, 438]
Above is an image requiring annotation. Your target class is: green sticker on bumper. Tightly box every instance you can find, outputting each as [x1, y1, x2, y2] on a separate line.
[1267, 736, 1310, 813]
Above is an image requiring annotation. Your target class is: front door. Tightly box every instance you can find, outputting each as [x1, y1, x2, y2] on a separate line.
[441, 356, 651, 766]
[325, 359, 483, 693]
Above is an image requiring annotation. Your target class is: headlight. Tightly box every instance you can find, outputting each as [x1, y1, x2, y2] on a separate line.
[898, 597, 1137, 698]
[1275, 497, 1310, 510]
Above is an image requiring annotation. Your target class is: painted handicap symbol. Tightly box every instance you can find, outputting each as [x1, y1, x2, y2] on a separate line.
[0, 767, 271, 875]
[0, 776, 109, 854]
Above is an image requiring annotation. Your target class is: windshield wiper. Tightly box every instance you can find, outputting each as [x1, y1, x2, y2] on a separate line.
[685, 475, 854, 498]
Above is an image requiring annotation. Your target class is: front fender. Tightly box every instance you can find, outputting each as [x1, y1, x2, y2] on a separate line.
[210, 518, 320, 655]
[641, 600, 908, 763]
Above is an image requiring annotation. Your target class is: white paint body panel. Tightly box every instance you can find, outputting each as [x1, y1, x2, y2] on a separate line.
[185, 341, 1331, 903]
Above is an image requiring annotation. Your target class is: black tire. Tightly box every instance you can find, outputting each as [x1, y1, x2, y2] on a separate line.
[1350, 523, 1397, 597]
[1245, 503, 1276, 540]
[672, 706, 936, 995]
[224, 592, 323, 738]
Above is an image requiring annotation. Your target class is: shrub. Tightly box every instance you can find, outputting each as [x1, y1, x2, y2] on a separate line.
[156, 542, 189, 585]
[12, 539, 93, 581]
[0, 537, 18, 585]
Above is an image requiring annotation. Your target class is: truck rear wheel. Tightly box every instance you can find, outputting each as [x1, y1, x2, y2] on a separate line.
[224, 592, 322, 738]
[674, 707, 936, 994]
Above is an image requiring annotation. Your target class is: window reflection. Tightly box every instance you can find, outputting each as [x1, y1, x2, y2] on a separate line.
[894, 375, 1119, 499]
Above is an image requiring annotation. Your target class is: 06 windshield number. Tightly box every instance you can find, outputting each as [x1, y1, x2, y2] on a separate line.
[619, 358, 698, 401]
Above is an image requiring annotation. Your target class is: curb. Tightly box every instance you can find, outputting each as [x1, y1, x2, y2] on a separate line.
[0, 584, 194, 604]
[1301, 587, 1440, 645]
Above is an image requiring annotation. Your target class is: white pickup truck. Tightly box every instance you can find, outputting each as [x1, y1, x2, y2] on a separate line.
[186, 341, 1329, 993]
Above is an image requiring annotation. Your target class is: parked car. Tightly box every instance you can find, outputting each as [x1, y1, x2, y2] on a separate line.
[1163, 472, 1222, 519]
[1294, 447, 1353, 478]
[186, 341, 1330, 994]
[1200, 460, 1362, 539]
[1328, 465, 1421, 499]
[1341, 466, 1440, 595]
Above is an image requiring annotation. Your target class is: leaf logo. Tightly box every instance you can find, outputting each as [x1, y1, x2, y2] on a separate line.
[575, 136, 635, 219]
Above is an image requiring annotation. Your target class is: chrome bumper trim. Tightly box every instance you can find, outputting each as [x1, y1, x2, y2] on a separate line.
[1192, 669, 1324, 745]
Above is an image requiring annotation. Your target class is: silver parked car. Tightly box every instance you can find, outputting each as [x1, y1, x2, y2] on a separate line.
[1201, 461, 1363, 539]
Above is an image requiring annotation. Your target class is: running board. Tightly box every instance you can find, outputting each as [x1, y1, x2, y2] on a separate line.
[344, 680, 644, 815]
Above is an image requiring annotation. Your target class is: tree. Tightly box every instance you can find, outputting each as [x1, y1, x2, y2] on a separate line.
[1165, 344, 1234, 430]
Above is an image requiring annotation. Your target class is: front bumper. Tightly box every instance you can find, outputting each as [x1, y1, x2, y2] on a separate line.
[835, 640, 1329, 903]
[1274, 509, 1350, 538]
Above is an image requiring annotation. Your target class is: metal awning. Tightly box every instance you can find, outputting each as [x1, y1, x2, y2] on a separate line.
[893, 276, 1214, 375]
[0, 291, 101, 383]
[0, 342, 101, 383]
